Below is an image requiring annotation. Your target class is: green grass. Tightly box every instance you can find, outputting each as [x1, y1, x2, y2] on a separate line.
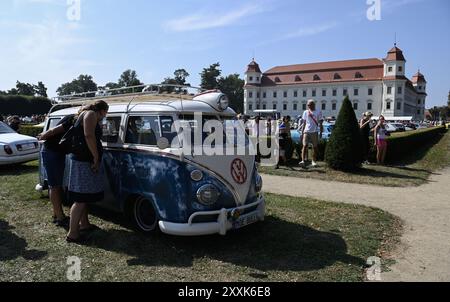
[260, 130, 450, 187]
[0, 162, 401, 282]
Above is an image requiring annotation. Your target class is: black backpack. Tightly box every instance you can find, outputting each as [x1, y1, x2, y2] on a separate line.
[59, 113, 90, 157]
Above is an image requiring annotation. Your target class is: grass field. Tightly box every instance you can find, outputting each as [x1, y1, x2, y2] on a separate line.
[0, 161, 401, 282]
[260, 130, 450, 187]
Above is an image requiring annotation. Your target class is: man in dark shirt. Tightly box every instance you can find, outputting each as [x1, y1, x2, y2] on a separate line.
[38, 114, 76, 227]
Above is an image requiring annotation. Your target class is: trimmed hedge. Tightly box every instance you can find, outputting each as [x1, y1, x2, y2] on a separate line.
[0, 95, 52, 115]
[19, 125, 43, 138]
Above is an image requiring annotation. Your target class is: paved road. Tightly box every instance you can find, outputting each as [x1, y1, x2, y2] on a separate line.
[262, 168, 450, 282]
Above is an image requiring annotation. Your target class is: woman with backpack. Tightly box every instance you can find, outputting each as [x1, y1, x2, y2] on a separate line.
[37, 114, 76, 227]
[66, 100, 109, 244]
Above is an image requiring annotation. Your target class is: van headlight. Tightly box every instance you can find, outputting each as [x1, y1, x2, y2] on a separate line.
[255, 174, 263, 193]
[197, 185, 220, 206]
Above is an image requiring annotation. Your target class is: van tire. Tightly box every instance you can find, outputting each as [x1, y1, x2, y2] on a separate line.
[129, 196, 158, 233]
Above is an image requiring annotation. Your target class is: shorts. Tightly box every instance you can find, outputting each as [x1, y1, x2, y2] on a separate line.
[41, 148, 66, 188]
[377, 139, 387, 149]
[303, 132, 319, 148]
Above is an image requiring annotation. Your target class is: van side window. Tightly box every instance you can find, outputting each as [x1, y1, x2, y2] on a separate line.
[102, 117, 121, 143]
[47, 118, 62, 131]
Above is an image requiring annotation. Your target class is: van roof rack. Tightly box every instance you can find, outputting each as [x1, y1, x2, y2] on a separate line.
[49, 84, 206, 113]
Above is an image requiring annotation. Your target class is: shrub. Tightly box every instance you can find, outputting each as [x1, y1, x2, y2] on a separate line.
[325, 96, 363, 171]
[19, 125, 43, 138]
[0, 95, 52, 115]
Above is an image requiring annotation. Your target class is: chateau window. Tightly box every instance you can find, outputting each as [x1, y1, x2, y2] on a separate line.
[353, 102, 358, 110]
[386, 102, 391, 110]
[398, 66, 403, 72]
[273, 92, 277, 98]
[398, 87, 402, 94]
[312, 89, 316, 97]
[275, 77, 281, 83]
[263, 92, 267, 98]
[343, 89, 348, 96]
[303, 90, 307, 97]
[295, 76, 302, 82]
[249, 92, 253, 98]
[354, 89, 359, 96]
[332, 89, 337, 97]
[273, 104, 277, 110]
[332, 103, 337, 111]
[283, 104, 287, 111]
[256, 77, 259, 81]
[322, 103, 326, 111]
[322, 89, 327, 97]
[388, 66, 393, 72]
[418, 99, 421, 105]
[368, 88, 373, 96]
[283, 91, 288, 98]
[367, 103, 373, 111]
[249, 76, 253, 81]
[417, 109, 421, 115]
[293, 103, 298, 111]
[257, 92, 260, 98]
[355, 72, 363, 79]
[334, 73, 341, 80]
[256, 104, 261, 110]
[249, 103, 253, 111]
[397, 102, 402, 110]
[313, 74, 321, 81]
[387, 87, 392, 95]
[262, 104, 266, 110]
[294, 90, 298, 98]
[302, 103, 307, 111]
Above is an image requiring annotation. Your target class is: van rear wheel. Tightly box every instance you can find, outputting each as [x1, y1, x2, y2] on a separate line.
[132, 196, 158, 233]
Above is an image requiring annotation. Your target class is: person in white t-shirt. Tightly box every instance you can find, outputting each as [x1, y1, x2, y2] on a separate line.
[299, 100, 323, 167]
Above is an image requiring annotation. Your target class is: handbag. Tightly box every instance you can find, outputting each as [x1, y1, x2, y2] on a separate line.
[59, 113, 91, 158]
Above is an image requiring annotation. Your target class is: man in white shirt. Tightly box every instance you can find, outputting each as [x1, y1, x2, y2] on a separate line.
[299, 100, 323, 167]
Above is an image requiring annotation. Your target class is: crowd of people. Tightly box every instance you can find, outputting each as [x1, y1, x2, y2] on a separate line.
[0, 114, 47, 132]
[243, 99, 396, 168]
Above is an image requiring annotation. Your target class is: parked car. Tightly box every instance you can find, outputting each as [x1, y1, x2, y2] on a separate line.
[0, 122, 39, 166]
[290, 123, 334, 145]
[385, 123, 404, 133]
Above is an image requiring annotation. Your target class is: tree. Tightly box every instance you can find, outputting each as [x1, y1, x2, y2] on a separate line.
[218, 74, 244, 113]
[57, 74, 98, 96]
[325, 96, 363, 171]
[15, 81, 35, 96]
[34, 81, 48, 97]
[160, 77, 178, 93]
[118, 69, 143, 88]
[200, 63, 221, 90]
[174, 69, 190, 86]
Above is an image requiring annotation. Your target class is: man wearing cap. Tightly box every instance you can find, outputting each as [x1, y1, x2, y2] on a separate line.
[299, 100, 323, 168]
[360, 112, 373, 165]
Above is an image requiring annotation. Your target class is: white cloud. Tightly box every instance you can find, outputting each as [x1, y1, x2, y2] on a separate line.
[164, 4, 266, 32]
[282, 22, 339, 40]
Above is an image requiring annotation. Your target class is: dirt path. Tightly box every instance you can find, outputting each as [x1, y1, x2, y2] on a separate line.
[261, 168, 450, 282]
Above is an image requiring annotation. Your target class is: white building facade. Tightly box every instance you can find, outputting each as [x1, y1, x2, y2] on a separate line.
[244, 45, 427, 120]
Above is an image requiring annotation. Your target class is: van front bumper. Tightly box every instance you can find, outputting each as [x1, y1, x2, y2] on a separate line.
[158, 194, 265, 236]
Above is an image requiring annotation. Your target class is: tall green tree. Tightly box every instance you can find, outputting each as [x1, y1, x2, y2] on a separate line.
[218, 74, 244, 113]
[118, 69, 143, 87]
[34, 81, 48, 97]
[174, 69, 190, 86]
[15, 81, 35, 96]
[325, 96, 363, 171]
[57, 74, 98, 96]
[200, 63, 221, 90]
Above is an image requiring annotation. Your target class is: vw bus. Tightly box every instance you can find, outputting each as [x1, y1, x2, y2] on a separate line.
[36, 86, 265, 236]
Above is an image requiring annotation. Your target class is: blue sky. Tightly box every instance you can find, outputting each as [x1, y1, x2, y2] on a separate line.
[0, 0, 449, 107]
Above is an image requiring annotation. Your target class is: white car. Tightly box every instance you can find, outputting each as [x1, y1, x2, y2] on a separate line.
[0, 122, 39, 166]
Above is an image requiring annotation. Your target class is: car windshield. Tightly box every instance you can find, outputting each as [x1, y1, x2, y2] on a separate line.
[0, 122, 15, 134]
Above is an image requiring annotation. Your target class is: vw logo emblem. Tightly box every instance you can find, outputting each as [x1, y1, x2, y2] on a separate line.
[231, 159, 247, 184]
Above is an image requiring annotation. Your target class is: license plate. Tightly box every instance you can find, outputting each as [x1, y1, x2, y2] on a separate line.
[232, 213, 259, 230]
[19, 143, 36, 151]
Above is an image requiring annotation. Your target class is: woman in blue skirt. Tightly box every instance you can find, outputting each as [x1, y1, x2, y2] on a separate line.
[66, 100, 109, 244]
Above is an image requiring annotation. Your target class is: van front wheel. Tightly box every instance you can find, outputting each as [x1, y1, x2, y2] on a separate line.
[132, 196, 158, 233]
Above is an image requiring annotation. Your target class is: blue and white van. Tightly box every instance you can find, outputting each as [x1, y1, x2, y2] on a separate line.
[36, 88, 265, 236]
